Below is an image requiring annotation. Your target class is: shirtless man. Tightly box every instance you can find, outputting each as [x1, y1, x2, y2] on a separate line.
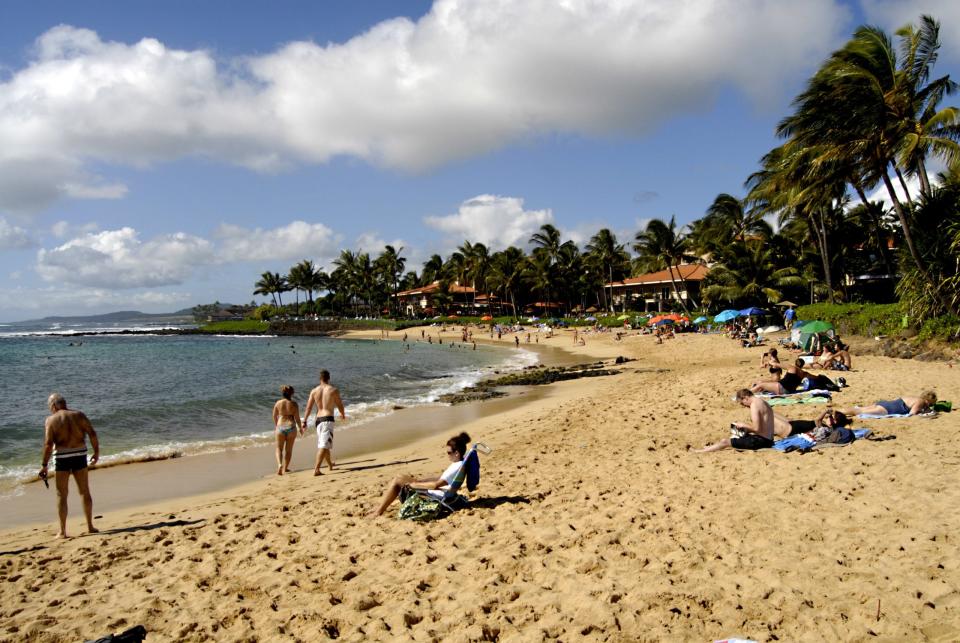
[39, 393, 100, 538]
[303, 370, 346, 476]
[696, 389, 775, 452]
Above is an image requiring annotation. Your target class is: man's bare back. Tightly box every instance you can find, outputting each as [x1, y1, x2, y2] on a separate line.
[45, 409, 98, 454]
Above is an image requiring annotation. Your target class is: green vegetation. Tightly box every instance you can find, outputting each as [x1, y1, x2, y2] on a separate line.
[797, 303, 960, 342]
[198, 320, 270, 333]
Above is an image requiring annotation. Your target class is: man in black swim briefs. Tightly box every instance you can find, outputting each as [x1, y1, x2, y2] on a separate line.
[696, 389, 775, 453]
[39, 393, 100, 538]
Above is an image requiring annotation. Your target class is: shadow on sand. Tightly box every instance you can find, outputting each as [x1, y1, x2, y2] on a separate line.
[100, 518, 205, 536]
[336, 458, 429, 473]
[467, 495, 531, 510]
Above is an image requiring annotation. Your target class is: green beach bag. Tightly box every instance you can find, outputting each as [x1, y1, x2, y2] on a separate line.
[398, 493, 444, 522]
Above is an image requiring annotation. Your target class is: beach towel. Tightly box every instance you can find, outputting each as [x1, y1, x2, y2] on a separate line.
[766, 395, 830, 406]
[856, 411, 937, 419]
[774, 429, 871, 452]
[757, 389, 832, 398]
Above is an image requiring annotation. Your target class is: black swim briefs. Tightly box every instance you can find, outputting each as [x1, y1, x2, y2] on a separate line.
[55, 454, 88, 472]
[730, 433, 774, 450]
[788, 419, 816, 436]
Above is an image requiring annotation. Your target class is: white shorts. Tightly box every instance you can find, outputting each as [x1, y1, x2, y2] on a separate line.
[317, 421, 334, 450]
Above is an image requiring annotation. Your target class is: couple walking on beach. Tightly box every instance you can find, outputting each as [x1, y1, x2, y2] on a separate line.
[273, 370, 346, 476]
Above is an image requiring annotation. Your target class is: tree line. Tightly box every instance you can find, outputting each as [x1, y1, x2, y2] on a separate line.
[254, 14, 960, 323]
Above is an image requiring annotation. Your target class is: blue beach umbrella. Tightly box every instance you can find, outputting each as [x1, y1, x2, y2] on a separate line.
[584, 316, 597, 321]
[693, 316, 708, 324]
[713, 309, 741, 323]
[738, 307, 767, 316]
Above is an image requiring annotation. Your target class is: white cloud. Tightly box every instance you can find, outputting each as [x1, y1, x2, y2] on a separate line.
[354, 232, 407, 257]
[0, 217, 36, 249]
[215, 220, 341, 263]
[424, 194, 553, 250]
[36, 227, 214, 288]
[860, 1, 960, 62]
[0, 1, 850, 213]
[0, 284, 191, 314]
[862, 174, 928, 211]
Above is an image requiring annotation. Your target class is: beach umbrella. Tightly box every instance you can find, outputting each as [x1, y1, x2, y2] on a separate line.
[584, 316, 597, 321]
[480, 315, 493, 321]
[654, 318, 675, 326]
[713, 309, 741, 323]
[617, 314, 630, 320]
[777, 300, 797, 307]
[693, 316, 708, 324]
[800, 320, 833, 334]
[447, 314, 458, 319]
[585, 306, 598, 313]
[738, 307, 767, 316]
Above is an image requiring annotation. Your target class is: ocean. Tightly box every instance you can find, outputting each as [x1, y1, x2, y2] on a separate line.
[0, 321, 536, 496]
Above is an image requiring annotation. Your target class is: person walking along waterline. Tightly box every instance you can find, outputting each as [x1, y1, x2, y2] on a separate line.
[39, 393, 100, 538]
[303, 370, 346, 476]
[272, 385, 303, 475]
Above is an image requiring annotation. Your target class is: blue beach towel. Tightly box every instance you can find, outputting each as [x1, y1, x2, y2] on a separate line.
[774, 429, 871, 451]
[856, 412, 937, 419]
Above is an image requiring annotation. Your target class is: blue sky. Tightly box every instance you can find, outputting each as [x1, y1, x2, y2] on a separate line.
[0, 0, 957, 320]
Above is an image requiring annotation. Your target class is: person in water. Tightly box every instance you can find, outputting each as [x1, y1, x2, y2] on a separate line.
[368, 432, 471, 517]
[272, 385, 303, 475]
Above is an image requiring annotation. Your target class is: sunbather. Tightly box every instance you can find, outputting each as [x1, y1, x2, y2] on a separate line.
[773, 408, 850, 439]
[368, 432, 471, 518]
[696, 389, 775, 452]
[809, 340, 852, 370]
[837, 391, 936, 417]
[751, 366, 803, 395]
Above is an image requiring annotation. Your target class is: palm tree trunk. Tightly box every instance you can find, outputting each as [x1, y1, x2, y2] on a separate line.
[881, 170, 956, 314]
[666, 265, 691, 315]
[852, 182, 896, 277]
[893, 165, 914, 206]
[916, 156, 932, 198]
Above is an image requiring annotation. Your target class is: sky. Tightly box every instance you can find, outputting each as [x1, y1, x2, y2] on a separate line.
[0, 0, 958, 320]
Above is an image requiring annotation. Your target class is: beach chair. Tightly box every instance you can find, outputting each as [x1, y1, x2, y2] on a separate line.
[399, 443, 488, 520]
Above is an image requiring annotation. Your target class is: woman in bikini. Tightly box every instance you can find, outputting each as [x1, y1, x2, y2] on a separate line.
[272, 385, 303, 475]
[838, 391, 936, 417]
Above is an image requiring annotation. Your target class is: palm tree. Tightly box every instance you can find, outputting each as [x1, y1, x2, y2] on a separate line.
[488, 247, 527, 320]
[586, 228, 630, 313]
[375, 245, 406, 317]
[701, 240, 804, 307]
[632, 217, 697, 314]
[420, 254, 444, 286]
[254, 271, 285, 307]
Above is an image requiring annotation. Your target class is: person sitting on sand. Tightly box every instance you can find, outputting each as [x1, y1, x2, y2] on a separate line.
[751, 366, 803, 395]
[773, 408, 850, 439]
[696, 389, 775, 452]
[808, 340, 852, 371]
[837, 391, 936, 417]
[369, 432, 471, 518]
[760, 348, 781, 369]
[272, 385, 303, 475]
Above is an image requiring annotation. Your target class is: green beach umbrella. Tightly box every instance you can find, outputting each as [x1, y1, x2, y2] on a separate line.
[800, 320, 833, 334]
[617, 314, 630, 320]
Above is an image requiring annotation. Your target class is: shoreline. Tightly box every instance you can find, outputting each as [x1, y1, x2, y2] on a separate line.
[0, 331, 597, 531]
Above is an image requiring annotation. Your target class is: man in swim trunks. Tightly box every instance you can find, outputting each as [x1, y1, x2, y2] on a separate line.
[303, 369, 347, 476]
[696, 389, 775, 453]
[38, 393, 100, 538]
[838, 391, 936, 417]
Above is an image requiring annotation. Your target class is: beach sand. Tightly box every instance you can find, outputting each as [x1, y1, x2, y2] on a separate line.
[1, 325, 958, 641]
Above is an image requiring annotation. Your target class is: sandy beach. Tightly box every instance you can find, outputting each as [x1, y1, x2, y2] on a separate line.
[1, 325, 958, 641]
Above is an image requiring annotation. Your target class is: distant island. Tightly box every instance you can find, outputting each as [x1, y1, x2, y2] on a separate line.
[9, 309, 196, 325]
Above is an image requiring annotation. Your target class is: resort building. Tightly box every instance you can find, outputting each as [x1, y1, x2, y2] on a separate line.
[605, 264, 709, 312]
[393, 281, 476, 317]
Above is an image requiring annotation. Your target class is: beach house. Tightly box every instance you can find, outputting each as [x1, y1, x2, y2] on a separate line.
[605, 264, 709, 312]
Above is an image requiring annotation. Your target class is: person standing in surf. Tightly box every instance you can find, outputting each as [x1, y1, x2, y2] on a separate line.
[272, 385, 303, 475]
[39, 393, 100, 538]
[303, 370, 347, 476]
